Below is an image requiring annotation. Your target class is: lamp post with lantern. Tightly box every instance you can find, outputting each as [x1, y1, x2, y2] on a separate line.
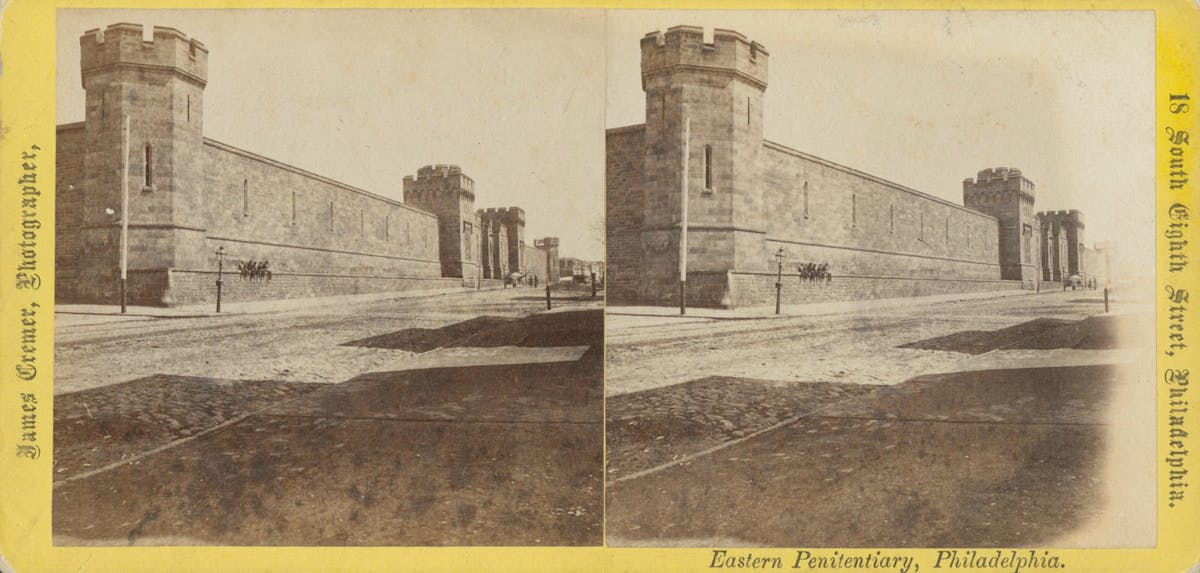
[775, 247, 786, 315]
[215, 245, 226, 313]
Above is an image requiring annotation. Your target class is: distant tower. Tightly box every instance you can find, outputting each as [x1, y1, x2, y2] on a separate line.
[1036, 210, 1085, 282]
[77, 24, 210, 302]
[403, 164, 477, 279]
[963, 167, 1039, 283]
[476, 208, 511, 279]
[536, 237, 560, 282]
[639, 26, 771, 295]
[477, 207, 526, 278]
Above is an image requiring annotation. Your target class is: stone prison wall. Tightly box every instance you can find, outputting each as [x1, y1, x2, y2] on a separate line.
[758, 142, 1003, 281]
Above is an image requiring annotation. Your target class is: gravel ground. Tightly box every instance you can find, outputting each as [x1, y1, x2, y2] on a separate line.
[53, 291, 604, 546]
[605, 291, 1155, 548]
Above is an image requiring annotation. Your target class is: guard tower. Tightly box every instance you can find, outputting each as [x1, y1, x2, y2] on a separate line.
[963, 167, 1039, 283]
[639, 27, 771, 298]
[403, 164, 477, 279]
[535, 237, 561, 282]
[1037, 210, 1085, 282]
[76, 23, 210, 303]
[478, 207, 526, 278]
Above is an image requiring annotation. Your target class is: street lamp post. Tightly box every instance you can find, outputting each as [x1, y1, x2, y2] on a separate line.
[775, 247, 785, 315]
[215, 245, 226, 313]
[545, 250, 552, 310]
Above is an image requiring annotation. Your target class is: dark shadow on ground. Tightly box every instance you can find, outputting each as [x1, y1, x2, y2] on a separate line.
[898, 315, 1131, 354]
[897, 318, 1073, 354]
[342, 309, 602, 351]
[341, 316, 516, 352]
[54, 310, 603, 546]
[606, 365, 1116, 547]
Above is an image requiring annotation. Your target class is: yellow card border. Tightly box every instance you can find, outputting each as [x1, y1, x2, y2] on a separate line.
[2, 1, 1197, 572]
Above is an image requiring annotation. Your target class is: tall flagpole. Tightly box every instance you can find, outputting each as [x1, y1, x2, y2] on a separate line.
[119, 114, 130, 314]
[679, 117, 689, 315]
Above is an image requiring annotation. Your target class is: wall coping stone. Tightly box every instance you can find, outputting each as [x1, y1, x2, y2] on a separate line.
[762, 140, 999, 222]
[203, 138, 436, 220]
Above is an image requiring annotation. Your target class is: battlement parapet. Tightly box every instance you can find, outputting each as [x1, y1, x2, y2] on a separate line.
[81, 23, 208, 86]
[403, 164, 475, 197]
[641, 25, 768, 89]
[411, 164, 472, 181]
[497, 206, 526, 224]
[965, 167, 1032, 184]
[963, 166, 1036, 196]
[1037, 209, 1085, 229]
[478, 206, 527, 225]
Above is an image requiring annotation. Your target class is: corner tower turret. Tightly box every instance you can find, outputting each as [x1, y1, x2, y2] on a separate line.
[78, 23, 210, 303]
[963, 167, 1038, 283]
[403, 164, 477, 279]
[640, 26, 771, 293]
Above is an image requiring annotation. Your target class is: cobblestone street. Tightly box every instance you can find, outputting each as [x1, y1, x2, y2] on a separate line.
[53, 288, 603, 546]
[605, 291, 1155, 548]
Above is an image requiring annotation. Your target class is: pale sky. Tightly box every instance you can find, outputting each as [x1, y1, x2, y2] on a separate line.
[58, 10, 1156, 261]
[608, 10, 1155, 251]
[57, 9, 606, 261]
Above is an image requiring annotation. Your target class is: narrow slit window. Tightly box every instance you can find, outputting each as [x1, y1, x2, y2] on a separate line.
[385, 215, 390, 239]
[803, 181, 810, 219]
[851, 194, 857, 227]
[291, 191, 296, 224]
[889, 205, 895, 233]
[186, 94, 191, 123]
[704, 145, 713, 190]
[144, 144, 153, 188]
[328, 201, 334, 231]
[920, 211, 925, 239]
[242, 179, 248, 217]
[360, 209, 365, 234]
[946, 217, 950, 242]
[747, 97, 751, 125]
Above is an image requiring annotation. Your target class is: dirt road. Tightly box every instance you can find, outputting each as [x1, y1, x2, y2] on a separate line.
[53, 289, 604, 546]
[605, 291, 1155, 548]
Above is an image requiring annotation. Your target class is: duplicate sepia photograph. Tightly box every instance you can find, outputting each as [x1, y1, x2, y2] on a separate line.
[604, 11, 1157, 548]
[51, 9, 605, 546]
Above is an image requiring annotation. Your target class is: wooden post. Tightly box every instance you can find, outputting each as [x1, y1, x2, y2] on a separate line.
[679, 117, 689, 315]
[119, 114, 130, 313]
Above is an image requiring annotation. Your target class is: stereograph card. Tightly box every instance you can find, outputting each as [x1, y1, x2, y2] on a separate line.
[0, 2, 1196, 573]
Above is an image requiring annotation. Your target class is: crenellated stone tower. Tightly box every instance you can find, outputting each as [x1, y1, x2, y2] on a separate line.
[638, 26, 770, 298]
[1037, 210, 1085, 282]
[962, 167, 1039, 283]
[403, 164, 477, 280]
[77, 23, 209, 303]
[477, 207, 526, 279]
[535, 237, 561, 282]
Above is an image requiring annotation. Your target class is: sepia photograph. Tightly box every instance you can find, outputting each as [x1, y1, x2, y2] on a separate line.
[50, 9, 605, 546]
[603, 11, 1158, 548]
[1, 1, 1195, 570]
